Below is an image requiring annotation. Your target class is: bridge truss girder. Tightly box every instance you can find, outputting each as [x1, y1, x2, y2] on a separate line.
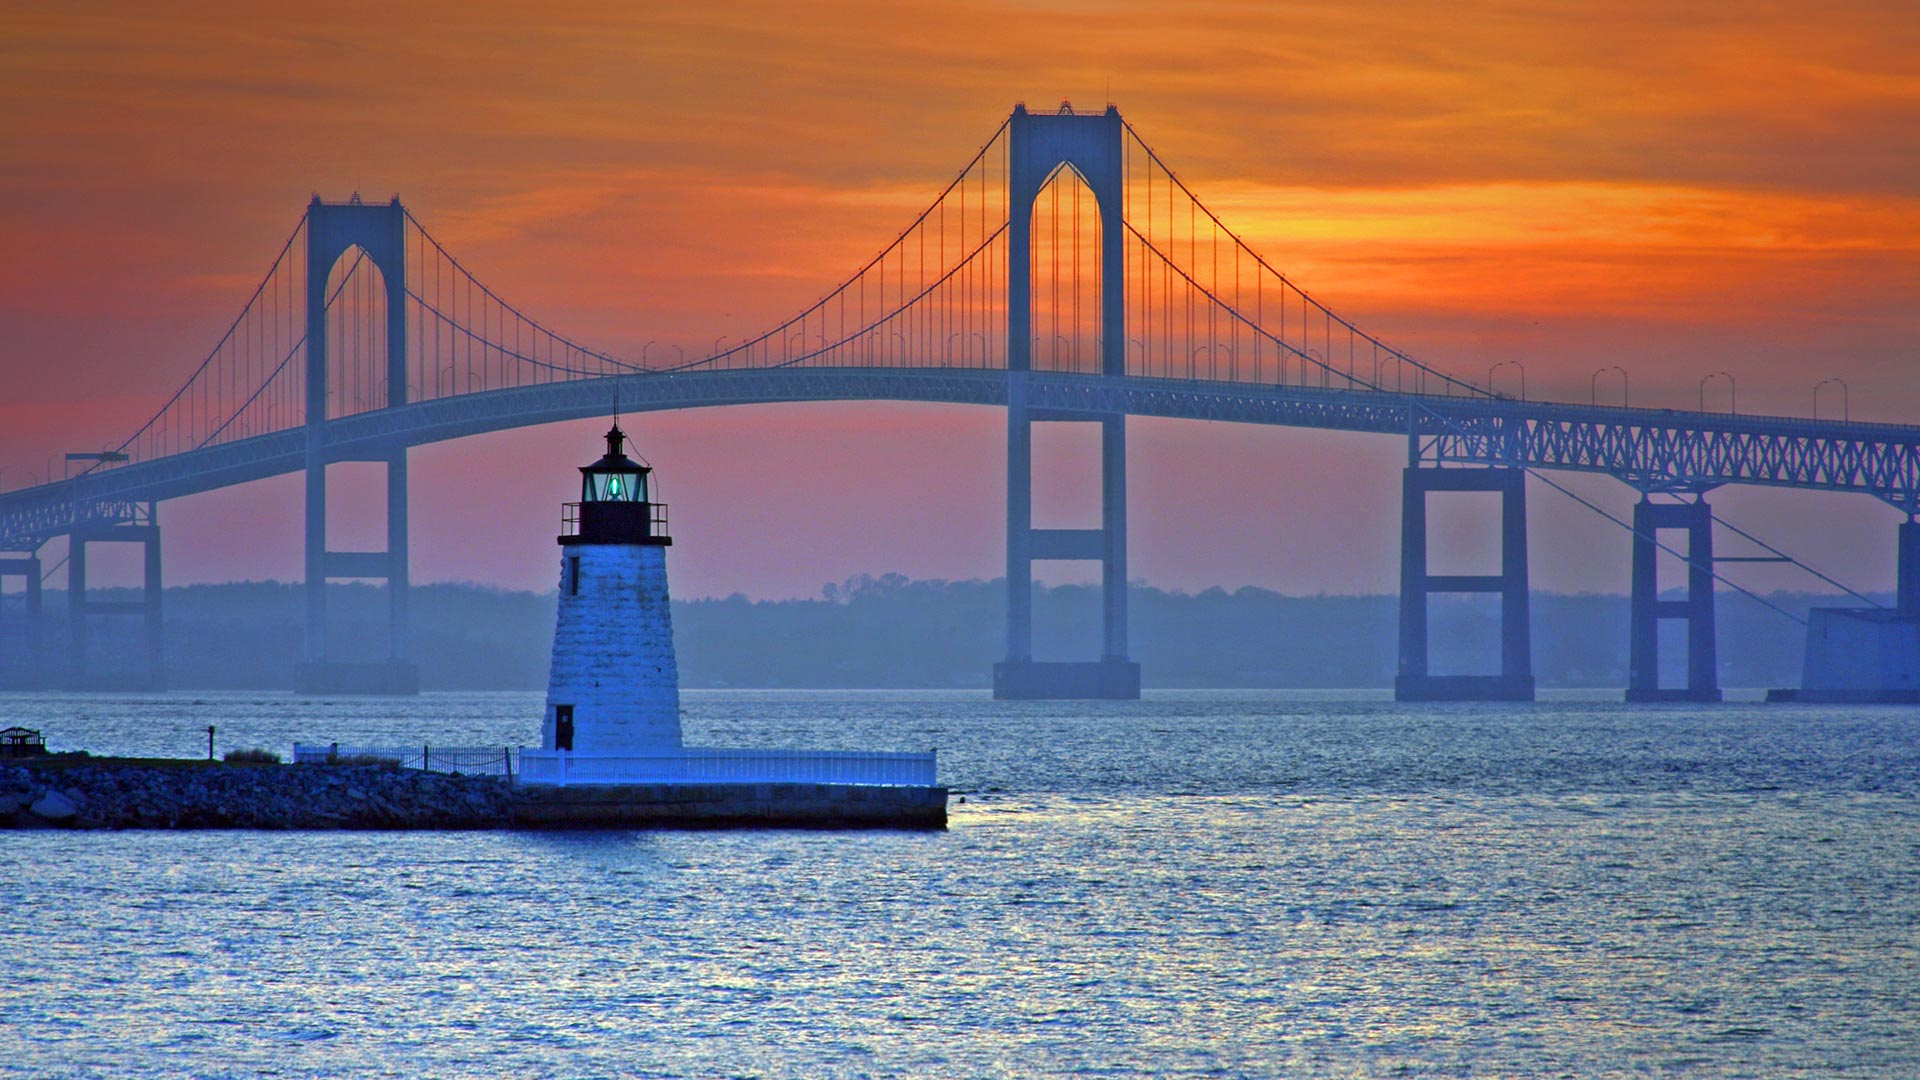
[12, 370, 1920, 549]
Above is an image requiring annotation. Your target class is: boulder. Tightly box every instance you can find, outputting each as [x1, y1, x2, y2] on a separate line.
[30, 789, 78, 822]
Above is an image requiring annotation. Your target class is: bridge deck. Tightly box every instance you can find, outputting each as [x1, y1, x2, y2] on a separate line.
[6, 367, 1919, 550]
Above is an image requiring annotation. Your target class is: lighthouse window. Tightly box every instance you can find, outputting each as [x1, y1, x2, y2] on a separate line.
[566, 556, 580, 595]
[585, 470, 646, 503]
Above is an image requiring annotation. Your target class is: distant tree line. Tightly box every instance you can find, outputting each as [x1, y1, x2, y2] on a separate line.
[0, 575, 1846, 690]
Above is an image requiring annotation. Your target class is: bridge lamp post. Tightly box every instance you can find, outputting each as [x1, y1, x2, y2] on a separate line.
[1590, 365, 1628, 407]
[1699, 371, 1736, 414]
[973, 332, 989, 367]
[642, 340, 656, 365]
[1814, 377, 1849, 421]
[1488, 360, 1526, 401]
[946, 333, 960, 365]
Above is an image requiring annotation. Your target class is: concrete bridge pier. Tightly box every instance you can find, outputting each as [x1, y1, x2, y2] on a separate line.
[994, 393, 1139, 699]
[1626, 497, 1721, 702]
[1778, 516, 1920, 702]
[1899, 518, 1920, 618]
[0, 554, 44, 689]
[298, 447, 416, 695]
[65, 506, 164, 691]
[1395, 466, 1535, 702]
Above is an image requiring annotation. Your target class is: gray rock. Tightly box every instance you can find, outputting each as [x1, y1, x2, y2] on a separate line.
[30, 789, 78, 822]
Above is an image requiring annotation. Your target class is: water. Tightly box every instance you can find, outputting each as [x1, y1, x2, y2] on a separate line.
[3, 690, 1917, 1078]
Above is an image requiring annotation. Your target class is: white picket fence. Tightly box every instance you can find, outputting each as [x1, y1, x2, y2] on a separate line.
[515, 747, 937, 787]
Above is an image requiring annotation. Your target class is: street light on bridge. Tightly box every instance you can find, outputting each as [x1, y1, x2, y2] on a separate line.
[1699, 371, 1736, 414]
[1814, 378, 1849, 421]
[1590, 365, 1628, 407]
[1488, 360, 1526, 401]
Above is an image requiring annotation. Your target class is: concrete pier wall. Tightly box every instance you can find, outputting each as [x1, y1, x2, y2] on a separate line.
[2, 758, 947, 831]
[513, 780, 948, 830]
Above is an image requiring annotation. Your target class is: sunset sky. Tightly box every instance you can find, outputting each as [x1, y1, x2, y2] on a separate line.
[3, 1, 1917, 600]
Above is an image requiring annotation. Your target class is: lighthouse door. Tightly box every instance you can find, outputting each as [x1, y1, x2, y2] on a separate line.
[554, 705, 575, 751]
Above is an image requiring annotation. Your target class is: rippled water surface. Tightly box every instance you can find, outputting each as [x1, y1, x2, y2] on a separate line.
[3, 690, 1917, 1078]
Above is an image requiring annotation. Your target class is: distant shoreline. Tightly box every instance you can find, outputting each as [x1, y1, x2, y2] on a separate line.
[0, 577, 1838, 691]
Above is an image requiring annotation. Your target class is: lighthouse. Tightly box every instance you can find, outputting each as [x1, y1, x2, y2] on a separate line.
[514, 422, 942, 826]
[542, 424, 682, 755]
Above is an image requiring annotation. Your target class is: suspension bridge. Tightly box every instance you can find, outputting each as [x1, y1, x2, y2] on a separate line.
[3, 103, 1917, 701]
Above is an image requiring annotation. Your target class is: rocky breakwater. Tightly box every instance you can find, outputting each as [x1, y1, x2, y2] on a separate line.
[0, 757, 514, 830]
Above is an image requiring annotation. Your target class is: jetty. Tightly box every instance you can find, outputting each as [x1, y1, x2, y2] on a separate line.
[2, 751, 944, 830]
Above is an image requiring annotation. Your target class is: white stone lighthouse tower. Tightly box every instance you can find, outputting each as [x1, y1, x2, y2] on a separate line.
[542, 424, 682, 754]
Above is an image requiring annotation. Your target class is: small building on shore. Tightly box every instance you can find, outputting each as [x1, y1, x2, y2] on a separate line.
[1, 726, 47, 758]
[512, 425, 944, 827]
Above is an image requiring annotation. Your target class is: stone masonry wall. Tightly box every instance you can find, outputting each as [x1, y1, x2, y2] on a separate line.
[544, 543, 682, 752]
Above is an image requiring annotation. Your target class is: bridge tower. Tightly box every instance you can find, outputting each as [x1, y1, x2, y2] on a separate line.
[64, 504, 165, 690]
[1626, 495, 1721, 702]
[994, 103, 1140, 700]
[1396, 440, 1535, 701]
[298, 196, 416, 694]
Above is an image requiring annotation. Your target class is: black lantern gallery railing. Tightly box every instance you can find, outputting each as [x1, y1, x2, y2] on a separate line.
[560, 500, 669, 544]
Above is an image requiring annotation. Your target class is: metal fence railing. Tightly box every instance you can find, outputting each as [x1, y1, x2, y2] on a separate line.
[291, 744, 517, 777]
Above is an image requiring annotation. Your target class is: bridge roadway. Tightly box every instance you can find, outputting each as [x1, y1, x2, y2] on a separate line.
[6, 366, 1920, 550]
